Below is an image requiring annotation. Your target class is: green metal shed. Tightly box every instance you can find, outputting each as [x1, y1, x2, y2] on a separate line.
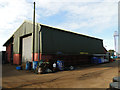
[3, 20, 106, 65]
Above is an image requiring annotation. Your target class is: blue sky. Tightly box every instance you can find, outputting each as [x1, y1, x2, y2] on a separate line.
[0, 0, 118, 51]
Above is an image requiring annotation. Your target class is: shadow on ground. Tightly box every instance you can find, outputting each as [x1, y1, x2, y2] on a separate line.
[2, 60, 119, 78]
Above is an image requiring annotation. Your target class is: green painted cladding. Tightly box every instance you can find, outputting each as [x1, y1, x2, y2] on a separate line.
[41, 26, 105, 55]
[4, 20, 105, 55]
[13, 21, 40, 54]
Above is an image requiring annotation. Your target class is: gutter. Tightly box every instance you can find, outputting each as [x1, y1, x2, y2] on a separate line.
[38, 24, 42, 61]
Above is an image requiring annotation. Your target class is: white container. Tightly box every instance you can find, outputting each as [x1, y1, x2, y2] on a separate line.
[101, 58, 104, 63]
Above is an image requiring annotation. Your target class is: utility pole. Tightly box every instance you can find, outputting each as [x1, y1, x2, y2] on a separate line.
[33, 2, 35, 61]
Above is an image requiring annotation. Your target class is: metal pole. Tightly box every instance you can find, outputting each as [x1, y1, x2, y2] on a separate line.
[38, 25, 40, 61]
[33, 2, 35, 61]
[38, 30, 40, 61]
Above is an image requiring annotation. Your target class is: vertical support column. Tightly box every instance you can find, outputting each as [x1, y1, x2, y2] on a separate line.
[38, 27, 40, 61]
[33, 2, 35, 61]
[38, 25, 42, 61]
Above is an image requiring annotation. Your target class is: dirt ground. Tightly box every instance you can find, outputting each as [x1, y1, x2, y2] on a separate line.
[2, 60, 120, 89]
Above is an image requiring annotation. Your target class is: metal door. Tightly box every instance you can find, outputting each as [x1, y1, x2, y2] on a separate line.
[22, 36, 32, 62]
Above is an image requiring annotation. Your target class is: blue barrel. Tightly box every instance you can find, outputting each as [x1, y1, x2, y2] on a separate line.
[33, 61, 38, 70]
[16, 66, 22, 70]
[57, 60, 64, 71]
[26, 61, 29, 70]
[26, 61, 32, 70]
[98, 58, 102, 63]
[92, 57, 98, 64]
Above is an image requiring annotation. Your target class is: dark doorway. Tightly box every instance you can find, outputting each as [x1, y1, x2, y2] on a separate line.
[10, 44, 13, 64]
[19, 33, 32, 65]
[19, 37, 22, 65]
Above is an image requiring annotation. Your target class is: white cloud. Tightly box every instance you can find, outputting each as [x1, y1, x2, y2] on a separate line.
[35, 1, 117, 50]
[36, 0, 119, 3]
[0, 0, 118, 51]
[34, 1, 117, 32]
[0, 0, 32, 50]
[65, 3, 116, 26]
[103, 38, 115, 50]
[34, 0, 118, 18]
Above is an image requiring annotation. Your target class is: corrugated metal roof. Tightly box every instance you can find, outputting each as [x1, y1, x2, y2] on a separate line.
[40, 24, 103, 41]
[26, 20, 103, 41]
[3, 20, 103, 46]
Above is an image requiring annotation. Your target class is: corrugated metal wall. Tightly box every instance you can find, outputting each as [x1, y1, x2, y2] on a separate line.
[10, 21, 105, 56]
[13, 22, 40, 54]
[41, 26, 105, 55]
[6, 44, 11, 62]
[4, 20, 106, 64]
[11, 21, 40, 64]
[41, 54, 92, 66]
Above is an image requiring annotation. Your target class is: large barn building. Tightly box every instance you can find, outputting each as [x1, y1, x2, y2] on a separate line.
[3, 20, 106, 66]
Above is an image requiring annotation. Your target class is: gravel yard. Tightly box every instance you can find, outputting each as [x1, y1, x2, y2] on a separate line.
[2, 60, 119, 89]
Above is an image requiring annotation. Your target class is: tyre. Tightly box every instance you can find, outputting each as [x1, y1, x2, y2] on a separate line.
[113, 77, 120, 82]
[109, 82, 120, 90]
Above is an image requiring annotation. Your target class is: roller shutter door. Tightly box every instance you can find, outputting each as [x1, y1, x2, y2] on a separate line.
[22, 36, 32, 62]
